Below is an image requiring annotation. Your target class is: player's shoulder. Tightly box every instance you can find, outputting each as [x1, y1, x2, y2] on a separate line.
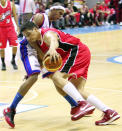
[20, 37, 28, 45]
[41, 28, 59, 35]
[33, 13, 44, 21]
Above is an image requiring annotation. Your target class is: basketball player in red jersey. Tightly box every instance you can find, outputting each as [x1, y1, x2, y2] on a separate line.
[22, 22, 120, 125]
[3, 22, 120, 128]
[0, 0, 19, 70]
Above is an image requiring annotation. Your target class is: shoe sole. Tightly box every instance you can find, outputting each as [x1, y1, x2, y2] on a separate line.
[1, 69, 6, 71]
[71, 107, 95, 115]
[86, 108, 95, 115]
[71, 106, 95, 121]
[3, 110, 15, 128]
[96, 115, 120, 126]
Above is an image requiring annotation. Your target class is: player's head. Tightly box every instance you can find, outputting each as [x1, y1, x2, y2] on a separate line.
[32, 13, 43, 28]
[49, 2, 65, 21]
[21, 21, 41, 43]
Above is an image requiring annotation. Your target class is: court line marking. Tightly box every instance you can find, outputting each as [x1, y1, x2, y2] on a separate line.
[86, 87, 122, 93]
[0, 80, 22, 83]
[1, 79, 122, 92]
[91, 60, 111, 63]
[107, 55, 122, 64]
[91, 54, 121, 56]
[0, 86, 46, 122]
[0, 86, 38, 103]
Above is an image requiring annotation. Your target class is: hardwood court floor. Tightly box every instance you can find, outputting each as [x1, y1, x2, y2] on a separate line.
[0, 29, 122, 131]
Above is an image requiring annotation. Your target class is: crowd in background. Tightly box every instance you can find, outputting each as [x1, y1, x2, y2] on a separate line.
[14, 0, 122, 30]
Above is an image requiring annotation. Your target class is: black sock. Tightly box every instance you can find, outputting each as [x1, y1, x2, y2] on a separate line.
[1, 57, 5, 64]
[12, 54, 16, 62]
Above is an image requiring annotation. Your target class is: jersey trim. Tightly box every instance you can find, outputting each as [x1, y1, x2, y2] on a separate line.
[58, 41, 78, 73]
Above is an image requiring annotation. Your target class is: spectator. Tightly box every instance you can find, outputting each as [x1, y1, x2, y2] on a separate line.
[50, 2, 66, 29]
[107, 7, 116, 24]
[118, 0, 122, 25]
[64, 3, 77, 28]
[19, 0, 36, 25]
[75, 1, 92, 27]
[111, 0, 121, 25]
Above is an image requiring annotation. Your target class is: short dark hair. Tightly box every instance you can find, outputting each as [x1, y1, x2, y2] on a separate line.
[20, 21, 38, 33]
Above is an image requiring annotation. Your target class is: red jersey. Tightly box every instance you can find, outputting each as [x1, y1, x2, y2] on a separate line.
[39, 28, 91, 79]
[40, 28, 86, 57]
[0, 0, 13, 27]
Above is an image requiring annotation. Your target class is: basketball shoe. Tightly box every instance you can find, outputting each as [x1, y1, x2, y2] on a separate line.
[71, 101, 95, 121]
[71, 105, 95, 115]
[95, 109, 120, 126]
[3, 107, 16, 128]
[1, 63, 6, 71]
[11, 60, 18, 70]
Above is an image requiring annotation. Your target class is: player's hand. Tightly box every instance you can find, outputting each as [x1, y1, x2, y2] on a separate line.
[44, 49, 60, 64]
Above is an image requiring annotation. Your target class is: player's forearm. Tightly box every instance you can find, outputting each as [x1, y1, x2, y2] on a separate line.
[44, 31, 59, 50]
[49, 39, 59, 51]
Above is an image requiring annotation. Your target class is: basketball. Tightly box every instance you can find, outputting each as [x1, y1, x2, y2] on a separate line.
[43, 55, 62, 72]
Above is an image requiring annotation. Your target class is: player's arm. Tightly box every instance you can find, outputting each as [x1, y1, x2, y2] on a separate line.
[11, 0, 19, 33]
[43, 31, 60, 63]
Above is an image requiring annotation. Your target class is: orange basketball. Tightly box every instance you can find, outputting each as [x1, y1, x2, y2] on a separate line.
[43, 55, 62, 72]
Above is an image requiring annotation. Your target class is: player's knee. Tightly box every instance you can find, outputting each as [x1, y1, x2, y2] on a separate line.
[30, 73, 38, 82]
[50, 72, 58, 80]
[50, 71, 62, 82]
[51, 72, 68, 88]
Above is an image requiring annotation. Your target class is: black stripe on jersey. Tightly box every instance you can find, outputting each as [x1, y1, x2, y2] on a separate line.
[58, 41, 78, 73]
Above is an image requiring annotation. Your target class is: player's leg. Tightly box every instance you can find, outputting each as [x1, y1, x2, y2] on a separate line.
[3, 42, 41, 128]
[42, 69, 79, 108]
[3, 70, 40, 128]
[68, 77, 95, 120]
[0, 27, 7, 70]
[54, 83, 78, 110]
[54, 72, 78, 108]
[49, 71, 95, 121]
[7, 25, 18, 69]
[50, 71, 85, 102]
[71, 77, 120, 125]
[3, 73, 39, 128]
[42, 57, 94, 117]
[11, 46, 18, 69]
[0, 49, 6, 70]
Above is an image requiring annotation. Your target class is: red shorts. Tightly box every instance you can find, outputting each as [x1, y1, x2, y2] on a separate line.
[60, 44, 91, 80]
[0, 25, 18, 49]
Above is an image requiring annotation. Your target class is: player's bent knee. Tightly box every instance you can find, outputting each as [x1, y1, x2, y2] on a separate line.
[50, 71, 60, 81]
[30, 73, 38, 82]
